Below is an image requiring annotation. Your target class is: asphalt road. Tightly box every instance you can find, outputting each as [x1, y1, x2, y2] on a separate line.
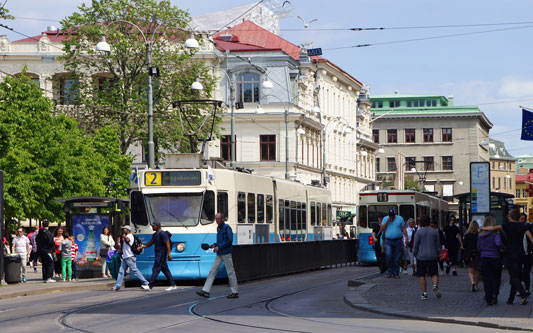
[0, 266, 510, 332]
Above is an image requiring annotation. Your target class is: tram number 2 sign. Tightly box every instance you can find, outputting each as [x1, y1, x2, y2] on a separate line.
[377, 192, 389, 202]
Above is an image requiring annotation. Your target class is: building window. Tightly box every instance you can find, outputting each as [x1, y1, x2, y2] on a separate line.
[432, 100, 437, 107]
[423, 128, 433, 142]
[260, 135, 276, 161]
[237, 72, 260, 104]
[517, 189, 521, 198]
[405, 157, 416, 171]
[220, 135, 231, 161]
[376, 158, 380, 173]
[387, 157, 396, 172]
[407, 100, 412, 107]
[390, 100, 400, 108]
[405, 129, 416, 143]
[372, 101, 383, 108]
[59, 77, 80, 105]
[442, 156, 453, 170]
[442, 128, 452, 142]
[523, 189, 527, 197]
[423, 156, 434, 171]
[373, 129, 379, 143]
[387, 129, 397, 143]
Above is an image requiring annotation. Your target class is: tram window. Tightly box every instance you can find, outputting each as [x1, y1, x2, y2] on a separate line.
[399, 205, 414, 222]
[257, 194, 265, 223]
[368, 205, 397, 229]
[317, 204, 321, 227]
[248, 193, 256, 223]
[302, 203, 307, 233]
[358, 205, 367, 228]
[279, 199, 284, 240]
[296, 202, 302, 239]
[201, 191, 215, 225]
[284, 200, 290, 241]
[290, 201, 297, 241]
[322, 203, 327, 226]
[310, 202, 316, 226]
[327, 204, 332, 226]
[238, 192, 246, 223]
[416, 204, 429, 220]
[216, 192, 228, 221]
[266, 195, 273, 223]
[131, 191, 149, 226]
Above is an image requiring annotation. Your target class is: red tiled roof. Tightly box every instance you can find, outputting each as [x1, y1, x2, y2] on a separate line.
[214, 20, 300, 60]
[213, 20, 362, 86]
[13, 30, 68, 43]
[517, 174, 533, 183]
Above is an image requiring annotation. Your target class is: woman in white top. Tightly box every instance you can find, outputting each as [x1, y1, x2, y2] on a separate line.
[100, 227, 115, 278]
[13, 228, 31, 282]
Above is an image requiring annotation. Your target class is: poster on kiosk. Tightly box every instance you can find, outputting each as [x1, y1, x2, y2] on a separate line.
[73, 214, 108, 264]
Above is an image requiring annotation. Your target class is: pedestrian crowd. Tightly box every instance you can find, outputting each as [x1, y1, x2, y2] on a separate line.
[373, 208, 533, 305]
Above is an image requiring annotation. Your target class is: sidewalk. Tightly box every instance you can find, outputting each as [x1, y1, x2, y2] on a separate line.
[0, 266, 115, 300]
[345, 267, 533, 331]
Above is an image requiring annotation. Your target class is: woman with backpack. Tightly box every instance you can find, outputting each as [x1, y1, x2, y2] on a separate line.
[463, 221, 480, 292]
[478, 215, 504, 306]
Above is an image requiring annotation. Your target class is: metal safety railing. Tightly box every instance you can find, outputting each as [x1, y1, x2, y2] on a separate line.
[232, 239, 357, 282]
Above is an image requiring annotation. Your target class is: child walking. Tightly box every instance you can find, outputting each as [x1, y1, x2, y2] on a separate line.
[59, 233, 73, 281]
[70, 235, 78, 281]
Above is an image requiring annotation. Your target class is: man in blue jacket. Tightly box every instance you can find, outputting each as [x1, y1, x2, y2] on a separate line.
[196, 213, 239, 299]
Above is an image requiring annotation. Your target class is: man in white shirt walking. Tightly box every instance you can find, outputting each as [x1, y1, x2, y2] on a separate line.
[112, 225, 149, 291]
[13, 228, 31, 282]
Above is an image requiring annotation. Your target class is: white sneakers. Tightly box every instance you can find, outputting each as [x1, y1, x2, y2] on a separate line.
[141, 284, 150, 291]
[45, 278, 56, 283]
[165, 286, 177, 291]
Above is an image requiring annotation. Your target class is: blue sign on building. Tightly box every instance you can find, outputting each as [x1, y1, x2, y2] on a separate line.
[307, 48, 322, 57]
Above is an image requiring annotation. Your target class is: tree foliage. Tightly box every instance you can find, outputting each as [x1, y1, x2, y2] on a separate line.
[0, 71, 132, 222]
[59, 0, 218, 159]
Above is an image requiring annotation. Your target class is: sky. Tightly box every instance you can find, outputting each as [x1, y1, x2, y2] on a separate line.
[2, 0, 533, 157]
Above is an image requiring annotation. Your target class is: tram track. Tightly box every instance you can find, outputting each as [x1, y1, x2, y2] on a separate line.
[56, 267, 375, 333]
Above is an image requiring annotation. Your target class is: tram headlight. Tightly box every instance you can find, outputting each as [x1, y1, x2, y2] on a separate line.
[176, 242, 185, 252]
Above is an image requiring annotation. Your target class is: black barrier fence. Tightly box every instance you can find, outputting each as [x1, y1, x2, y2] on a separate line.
[232, 239, 357, 282]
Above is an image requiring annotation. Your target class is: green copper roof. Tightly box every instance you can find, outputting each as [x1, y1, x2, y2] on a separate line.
[372, 106, 481, 115]
[489, 138, 515, 160]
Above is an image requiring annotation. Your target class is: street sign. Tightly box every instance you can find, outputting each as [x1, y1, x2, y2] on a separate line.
[336, 210, 352, 219]
[470, 162, 490, 214]
[307, 48, 322, 57]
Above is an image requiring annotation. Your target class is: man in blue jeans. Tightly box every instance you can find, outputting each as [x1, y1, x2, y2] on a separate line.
[112, 225, 150, 291]
[380, 208, 408, 278]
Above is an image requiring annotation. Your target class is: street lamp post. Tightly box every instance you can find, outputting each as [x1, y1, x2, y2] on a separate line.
[96, 20, 199, 169]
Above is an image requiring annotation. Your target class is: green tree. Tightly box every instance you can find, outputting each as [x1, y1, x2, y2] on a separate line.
[404, 176, 421, 191]
[59, 0, 217, 158]
[0, 71, 132, 223]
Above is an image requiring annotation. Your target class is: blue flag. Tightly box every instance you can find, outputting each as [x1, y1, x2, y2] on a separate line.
[521, 109, 533, 140]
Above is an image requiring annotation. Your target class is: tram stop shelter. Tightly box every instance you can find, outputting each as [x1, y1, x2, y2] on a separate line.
[57, 196, 129, 278]
[454, 192, 514, 229]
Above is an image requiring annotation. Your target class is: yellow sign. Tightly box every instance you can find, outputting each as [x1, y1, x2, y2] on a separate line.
[145, 172, 162, 186]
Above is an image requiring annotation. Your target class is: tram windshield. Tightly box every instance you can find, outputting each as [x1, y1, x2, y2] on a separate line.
[145, 193, 203, 227]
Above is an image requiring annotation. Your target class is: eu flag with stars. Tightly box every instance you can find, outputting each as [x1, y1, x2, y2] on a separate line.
[521, 109, 533, 140]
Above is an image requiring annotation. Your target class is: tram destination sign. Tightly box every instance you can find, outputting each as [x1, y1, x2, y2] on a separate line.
[145, 170, 202, 186]
[470, 162, 490, 214]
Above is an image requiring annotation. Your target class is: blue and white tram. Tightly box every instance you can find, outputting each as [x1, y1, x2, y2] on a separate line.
[129, 168, 333, 280]
[357, 190, 449, 264]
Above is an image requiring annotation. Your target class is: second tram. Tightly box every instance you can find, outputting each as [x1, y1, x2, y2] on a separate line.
[357, 190, 449, 264]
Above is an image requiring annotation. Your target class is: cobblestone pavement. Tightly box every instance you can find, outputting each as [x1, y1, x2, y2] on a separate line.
[348, 266, 533, 330]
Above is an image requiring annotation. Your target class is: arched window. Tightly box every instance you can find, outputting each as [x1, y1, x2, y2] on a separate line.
[15, 72, 40, 87]
[237, 72, 260, 104]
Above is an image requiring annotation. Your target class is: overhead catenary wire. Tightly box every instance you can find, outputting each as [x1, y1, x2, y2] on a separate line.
[325, 24, 533, 50]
